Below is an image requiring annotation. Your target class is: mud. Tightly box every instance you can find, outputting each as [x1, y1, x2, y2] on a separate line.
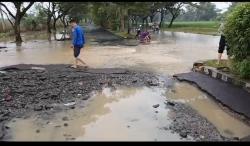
[0, 64, 159, 140]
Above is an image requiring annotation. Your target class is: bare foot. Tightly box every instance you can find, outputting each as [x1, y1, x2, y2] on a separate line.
[70, 65, 77, 69]
[79, 64, 89, 68]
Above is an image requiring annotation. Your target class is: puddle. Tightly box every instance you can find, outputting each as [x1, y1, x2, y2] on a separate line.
[166, 82, 250, 139]
[7, 86, 188, 141]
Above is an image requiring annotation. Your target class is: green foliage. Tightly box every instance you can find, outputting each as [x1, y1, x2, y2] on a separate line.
[224, 3, 250, 78]
[232, 59, 250, 79]
[22, 3, 47, 31]
[224, 3, 250, 60]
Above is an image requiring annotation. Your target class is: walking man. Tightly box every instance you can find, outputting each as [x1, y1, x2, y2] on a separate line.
[70, 18, 87, 68]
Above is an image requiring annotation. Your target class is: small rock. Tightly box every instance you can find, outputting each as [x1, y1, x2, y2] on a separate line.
[127, 125, 130, 128]
[233, 137, 239, 141]
[36, 129, 40, 133]
[147, 79, 158, 86]
[132, 78, 138, 83]
[39, 77, 47, 81]
[31, 67, 46, 70]
[167, 101, 175, 106]
[45, 105, 53, 110]
[15, 89, 24, 94]
[63, 134, 72, 137]
[50, 93, 58, 98]
[163, 127, 169, 130]
[171, 89, 176, 93]
[81, 96, 89, 100]
[180, 131, 187, 138]
[2, 77, 11, 80]
[152, 104, 160, 108]
[24, 83, 35, 87]
[64, 123, 68, 127]
[34, 105, 43, 111]
[62, 117, 69, 121]
[55, 125, 61, 128]
[5, 126, 10, 130]
[28, 92, 36, 96]
[155, 111, 159, 113]
[64, 102, 76, 106]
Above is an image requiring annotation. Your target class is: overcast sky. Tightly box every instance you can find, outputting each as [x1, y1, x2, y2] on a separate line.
[212, 2, 231, 12]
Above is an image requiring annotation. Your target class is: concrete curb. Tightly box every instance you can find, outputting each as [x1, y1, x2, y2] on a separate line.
[193, 60, 250, 93]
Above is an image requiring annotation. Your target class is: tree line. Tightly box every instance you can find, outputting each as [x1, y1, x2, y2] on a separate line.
[0, 2, 224, 45]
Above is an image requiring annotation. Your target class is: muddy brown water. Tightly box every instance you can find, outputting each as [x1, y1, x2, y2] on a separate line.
[1, 30, 250, 141]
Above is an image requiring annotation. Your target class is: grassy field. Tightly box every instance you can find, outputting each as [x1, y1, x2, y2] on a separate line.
[163, 21, 220, 36]
[109, 21, 221, 38]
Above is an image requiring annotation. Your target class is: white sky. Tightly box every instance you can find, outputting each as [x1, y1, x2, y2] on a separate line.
[212, 2, 231, 13]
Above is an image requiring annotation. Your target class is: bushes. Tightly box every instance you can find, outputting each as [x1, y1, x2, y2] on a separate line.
[232, 59, 250, 79]
[224, 3, 250, 79]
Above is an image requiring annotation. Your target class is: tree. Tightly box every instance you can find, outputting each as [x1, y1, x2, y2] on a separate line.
[41, 2, 56, 41]
[216, 2, 239, 21]
[168, 2, 184, 28]
[175, 2, 218, 21]
[58, 2, 73, 35]
[0, 5, 6, 33]
[195, 2, 219, 21]
[159, 2, 176, 28]
[51, 2, 60, 40]
[0, 2, 34, 45]
[23, 13, 37, 31]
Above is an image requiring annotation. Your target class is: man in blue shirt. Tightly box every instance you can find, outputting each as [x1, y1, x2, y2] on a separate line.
[70, 18, 87, 68]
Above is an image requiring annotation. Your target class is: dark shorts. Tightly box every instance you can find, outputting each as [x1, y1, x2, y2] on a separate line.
[74, 45, 83, 58]
[218, 35, 230, 54]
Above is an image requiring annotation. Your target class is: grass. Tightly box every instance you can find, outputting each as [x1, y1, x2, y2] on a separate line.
[204, 59, 230, 68]
[204, 59, 250, 82]
[163, 21, 220, 36]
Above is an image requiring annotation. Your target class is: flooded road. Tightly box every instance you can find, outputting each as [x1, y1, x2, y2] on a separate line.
[1, 28, 249, 141]
[0, 31, 220, 75]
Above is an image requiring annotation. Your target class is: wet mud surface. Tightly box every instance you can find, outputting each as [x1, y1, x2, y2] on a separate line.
[0, 64, 235, 141]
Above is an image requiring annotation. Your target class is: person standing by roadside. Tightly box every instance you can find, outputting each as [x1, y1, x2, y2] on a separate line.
[217, 22, 230, 64]
[70, 18, 87, 68]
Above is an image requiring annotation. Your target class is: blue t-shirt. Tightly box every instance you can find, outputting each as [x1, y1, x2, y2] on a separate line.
[72, 25, 85, 47]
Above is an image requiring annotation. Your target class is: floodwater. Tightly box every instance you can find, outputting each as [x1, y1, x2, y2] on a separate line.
[7, 86, 190, 141]
[0, 31, 221, 75]
[166, 82, 250, 139]
[1, 28, 249, 141]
